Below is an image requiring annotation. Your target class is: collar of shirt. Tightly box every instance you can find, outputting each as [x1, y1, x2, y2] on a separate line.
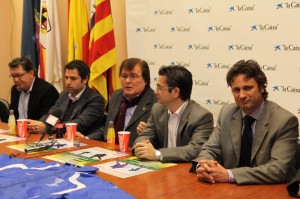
[242, 100, 264, 120]
[168, 100, 189, 117]
[123, 92, 141, 100]
[68, 86, 86, 102]
[18, 77, 36, 94]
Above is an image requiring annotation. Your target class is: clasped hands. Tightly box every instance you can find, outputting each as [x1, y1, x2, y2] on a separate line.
[133, 140, 156, 160]
[196, 160, 229, 183]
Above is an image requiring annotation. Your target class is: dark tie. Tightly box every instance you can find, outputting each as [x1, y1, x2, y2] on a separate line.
[239, 115, 255, 167]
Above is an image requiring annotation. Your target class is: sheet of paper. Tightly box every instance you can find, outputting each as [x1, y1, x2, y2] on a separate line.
[0, 134, 25, 143]
[44, 147, 129, 166]
[95, 157, 177, 178]
[0, 129, 8, 134]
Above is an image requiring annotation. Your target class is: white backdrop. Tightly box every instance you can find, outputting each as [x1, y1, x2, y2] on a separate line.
[126, 0, 300, 125]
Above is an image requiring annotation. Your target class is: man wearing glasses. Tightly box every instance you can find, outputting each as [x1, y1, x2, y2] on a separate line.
[8, 57, 59, 121]
[133, 65, 214, 162]
[102, 58, 157, 146]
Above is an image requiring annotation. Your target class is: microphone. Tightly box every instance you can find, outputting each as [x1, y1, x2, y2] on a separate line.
[39, 109, 63, 142]
[24, 144, 53, 153]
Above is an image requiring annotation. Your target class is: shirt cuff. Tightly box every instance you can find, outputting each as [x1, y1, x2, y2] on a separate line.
[227, 169, 236, 183]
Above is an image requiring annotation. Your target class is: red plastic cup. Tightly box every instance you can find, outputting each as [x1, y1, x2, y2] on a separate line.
[17, 119, 28, 138]
[66, 123, 77, 142]
[118, 131, 131, 152]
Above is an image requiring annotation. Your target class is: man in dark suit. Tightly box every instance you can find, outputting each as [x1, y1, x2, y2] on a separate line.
[193, 60, 299, 184]
[28, 60, 105, 140]
[103, 58, 157, 146]
[133, 65, 214, 162]
[8, 57, 59, 121]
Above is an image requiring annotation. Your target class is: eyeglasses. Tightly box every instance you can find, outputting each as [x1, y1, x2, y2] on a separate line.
[156, 85, 174, 91]
[120, 73, 142, 81]
[9, 72, 27, 79]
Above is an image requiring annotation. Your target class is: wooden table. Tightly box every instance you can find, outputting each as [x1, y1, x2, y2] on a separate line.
[0, 122, 293, 199]
[95, 159, 291, 199]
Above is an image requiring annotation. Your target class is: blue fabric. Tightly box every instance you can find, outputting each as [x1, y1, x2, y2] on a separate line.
[0, 154, 134, 199]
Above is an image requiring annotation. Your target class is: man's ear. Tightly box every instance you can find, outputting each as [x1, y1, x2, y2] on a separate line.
[173, 87, 180, 98]
[82, 78, 88, 84]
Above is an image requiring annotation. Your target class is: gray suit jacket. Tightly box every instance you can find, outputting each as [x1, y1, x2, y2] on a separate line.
[194, 100, 299, 184]
[104, 87, 157, 146]
[135, 100, 214, 162]
[40, 86, 105, 139]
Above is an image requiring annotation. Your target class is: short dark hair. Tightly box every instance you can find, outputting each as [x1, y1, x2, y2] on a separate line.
[65, 60, 90, 81]
[226, 59, 268, 99]
[8, 57, 37, 76]
[158, 65, 193, 101]
[119, 58, 150, 86]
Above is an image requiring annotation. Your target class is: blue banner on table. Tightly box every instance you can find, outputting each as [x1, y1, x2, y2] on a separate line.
[0, 154, 134, 199]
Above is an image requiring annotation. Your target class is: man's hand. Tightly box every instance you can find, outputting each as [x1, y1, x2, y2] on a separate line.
[196, 160, 229, 183]
[27, 120, 46, 133]
[76, 131, 87, 139]
[134, 140, 156, 160]
[137, 121, 147, 135]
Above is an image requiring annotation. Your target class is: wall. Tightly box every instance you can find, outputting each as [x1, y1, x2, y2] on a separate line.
[0, 0, 23, 102]
[0, 0, 127, 102]
[126, 1, 300, 124]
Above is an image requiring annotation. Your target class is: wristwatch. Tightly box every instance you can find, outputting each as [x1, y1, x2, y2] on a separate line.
[154, 150, 162, 161]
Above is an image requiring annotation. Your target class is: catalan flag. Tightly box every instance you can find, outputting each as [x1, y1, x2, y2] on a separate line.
[88, 0, 120, 105]
[68, 0, 90, 63]
[39, 0, 63, 92]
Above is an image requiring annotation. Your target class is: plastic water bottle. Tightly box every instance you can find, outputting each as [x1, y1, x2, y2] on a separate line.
[107, 121, 115, 150]
[8, 110, 16, 135]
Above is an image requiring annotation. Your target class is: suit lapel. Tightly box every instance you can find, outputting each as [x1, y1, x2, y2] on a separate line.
[176, 101, 191, 146]
[231, 109, 243, 162]
[110, 93, 122, 122]
[126, 89, 152, 129]
[251, 104, 270, 161]
[70, 89, 89, 120]
[127, 105, 150, 128]
[60, 94, 71, 120]
[27, 79, 40, 118]
[160, 107, 169, 148]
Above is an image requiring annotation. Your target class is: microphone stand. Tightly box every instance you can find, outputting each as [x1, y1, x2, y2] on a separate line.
[32, 126, 57, 149]
[24, 129, 58, 153]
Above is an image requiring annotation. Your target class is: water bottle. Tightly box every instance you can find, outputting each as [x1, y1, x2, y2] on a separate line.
[107, 121, 115, 150]
[8, 110, 16, 135]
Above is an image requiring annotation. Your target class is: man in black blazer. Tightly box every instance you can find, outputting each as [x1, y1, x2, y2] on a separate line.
[28, 60, 105, 140]
[103, 58, 157, 146]
[8, 57, 59, 121]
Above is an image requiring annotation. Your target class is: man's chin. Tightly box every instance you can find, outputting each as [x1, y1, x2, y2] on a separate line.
[124, 88, 133, 92]
[124, 92, 137, 99]
[66, 88, 73, 93]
